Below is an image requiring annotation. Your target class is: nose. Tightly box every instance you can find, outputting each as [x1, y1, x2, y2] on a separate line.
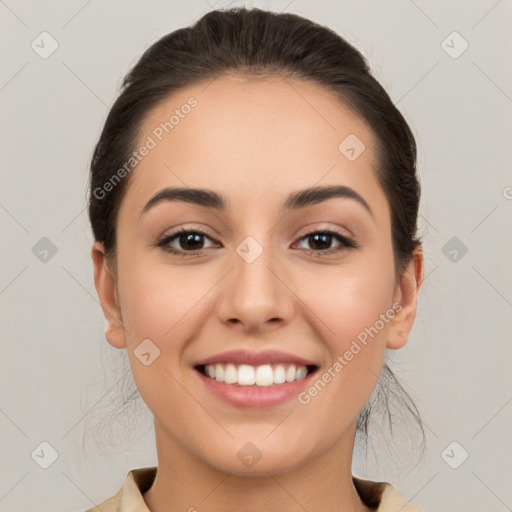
[216, 238, 295, 334]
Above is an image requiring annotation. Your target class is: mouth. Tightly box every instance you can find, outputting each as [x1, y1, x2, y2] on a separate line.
[191, 349, 320, 408]
[194, 363, 319, 387]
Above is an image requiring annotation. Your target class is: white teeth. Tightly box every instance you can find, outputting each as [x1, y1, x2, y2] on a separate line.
[238, 364, 255, 385]
[285, 365, 296, 382]
[255, 365, 273, 386]
[224, 364, 237, 384]
[296, 366, 307, 380]
[202, 363, 311, 386]
[273, 365, 286, 384]
[215, 364, 224, 382]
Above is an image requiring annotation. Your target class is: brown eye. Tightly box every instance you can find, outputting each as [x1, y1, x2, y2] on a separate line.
[157, 228, 218, 255]
[295, 230, 357, 254]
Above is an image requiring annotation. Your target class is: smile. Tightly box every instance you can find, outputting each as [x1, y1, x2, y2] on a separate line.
[197, 363, 317, 387]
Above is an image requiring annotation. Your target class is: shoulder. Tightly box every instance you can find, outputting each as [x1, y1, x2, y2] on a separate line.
[353, 475, 422, 511]
[81, 466, 157, 512]
[81, 468, 420, 512]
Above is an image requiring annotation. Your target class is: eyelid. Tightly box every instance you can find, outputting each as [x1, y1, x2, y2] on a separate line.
[158, 222, 353, 243]
[157, 225, 219, 248]
[156, 223, 358, 256]
[293, 227, 357, 252]
[159, 223, 218, 240]
[294, 222, 354, 241]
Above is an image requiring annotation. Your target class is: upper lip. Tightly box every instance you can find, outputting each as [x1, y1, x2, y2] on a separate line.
[193, 349, 318, 368]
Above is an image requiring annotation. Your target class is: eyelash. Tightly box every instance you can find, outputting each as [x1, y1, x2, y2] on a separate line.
[155, 227, 358, 257]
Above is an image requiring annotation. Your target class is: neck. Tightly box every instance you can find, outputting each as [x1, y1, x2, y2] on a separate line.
[143, 419, 372, 512]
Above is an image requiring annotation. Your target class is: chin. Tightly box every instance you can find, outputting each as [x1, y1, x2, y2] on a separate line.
[202, 445, 308, 477]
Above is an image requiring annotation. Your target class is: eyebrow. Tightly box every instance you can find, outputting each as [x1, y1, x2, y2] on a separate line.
[140, 185, 374, 218]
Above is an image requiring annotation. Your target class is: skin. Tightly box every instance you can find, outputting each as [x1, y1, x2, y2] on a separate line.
[92, 74, 423, 512]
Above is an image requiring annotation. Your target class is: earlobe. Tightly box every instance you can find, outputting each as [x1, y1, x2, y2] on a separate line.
[91, 241, 127, 349]
[387, 246, 424, 350]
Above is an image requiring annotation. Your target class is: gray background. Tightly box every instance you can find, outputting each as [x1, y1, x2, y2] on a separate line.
[1, 1, 511, 511]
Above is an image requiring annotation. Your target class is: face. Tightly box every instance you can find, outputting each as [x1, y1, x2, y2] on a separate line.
[92, 74, 422, 476]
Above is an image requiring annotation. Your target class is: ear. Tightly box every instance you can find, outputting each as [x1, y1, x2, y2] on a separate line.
[91, 241, 127, 349]
[386, 245, 424, 349]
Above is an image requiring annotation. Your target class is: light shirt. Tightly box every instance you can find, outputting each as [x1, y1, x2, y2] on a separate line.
[83, 466, 421, 511]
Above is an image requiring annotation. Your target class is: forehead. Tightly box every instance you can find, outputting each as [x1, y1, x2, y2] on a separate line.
[121, 74, 387, 218]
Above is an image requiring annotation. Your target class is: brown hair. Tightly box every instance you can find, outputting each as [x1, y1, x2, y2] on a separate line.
[87, 7, 424, 456]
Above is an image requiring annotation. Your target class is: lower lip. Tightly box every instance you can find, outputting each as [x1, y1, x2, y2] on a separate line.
[194, 368, 317, 408]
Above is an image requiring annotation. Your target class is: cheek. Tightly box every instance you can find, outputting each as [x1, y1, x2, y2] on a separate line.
[336, 279, 392, 345]
[294, 271, 393, 431]
[298, 257, 395, 350]
[116, 258, 203, 417]
[293, 256, 395, 406]
[117, 252, 206, 344]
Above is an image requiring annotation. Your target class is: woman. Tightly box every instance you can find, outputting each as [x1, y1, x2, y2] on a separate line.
[87, 7, 424, 511]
